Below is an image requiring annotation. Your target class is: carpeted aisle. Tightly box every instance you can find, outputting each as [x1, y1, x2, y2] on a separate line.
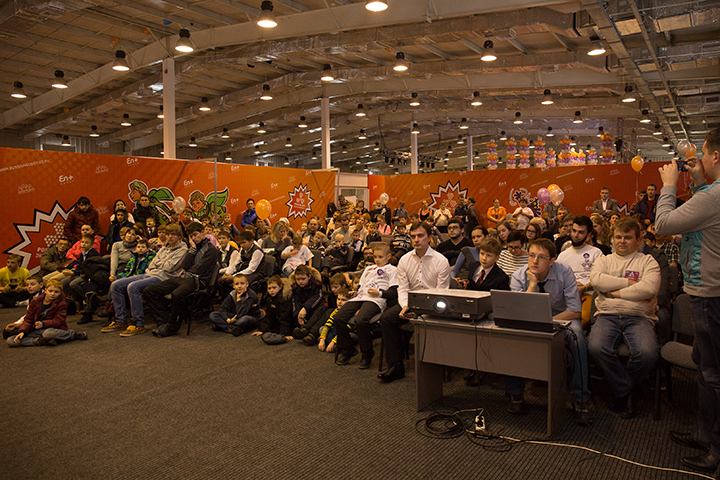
[0, 306, 706, 480]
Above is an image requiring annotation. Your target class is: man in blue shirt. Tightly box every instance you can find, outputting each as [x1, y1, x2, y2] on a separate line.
[509, 238, 592, 425]
[241, 198, 257, 228]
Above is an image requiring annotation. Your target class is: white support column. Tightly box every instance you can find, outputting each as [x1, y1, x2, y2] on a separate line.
[162, 58, 176, 159]
[321, 97, 331, 170]
[467, 135, 474, 171]
[411, 122, 418, 174]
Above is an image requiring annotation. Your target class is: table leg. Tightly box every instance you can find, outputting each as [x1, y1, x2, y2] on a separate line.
[547, 332, 567, 437]
[415, 324, 444, 411]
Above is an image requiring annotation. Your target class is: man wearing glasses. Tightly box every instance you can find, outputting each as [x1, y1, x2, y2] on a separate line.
[435, 217, 473, 267]
[508, 238, 591, 425]
[101, 224, 188, 337]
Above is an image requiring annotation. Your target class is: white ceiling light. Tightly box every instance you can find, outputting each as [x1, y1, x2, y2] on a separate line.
[189, 136, 197, 147]
[640, 109, 651, 123]
[597, 126, 604, 137]
[481, 40, 497, 62]
[410, 92, 420, 106]
[257, 1, 277, 28]
[374, 142, 380, 151]
[61, 135, 71, 146]
[447, 145, 453, 155]
[260, 84, 272, 101]
[499, 130, 507, 141]
[120, 113, 131, 126]
[457, 135, 464, 144]
[573, 111, 583, 123]
[285, 137, 292, 147]
[459, 118, 468, 129]
[356, 104, 366, 117]
[471, 91, 482, 106]
[653, 123, 662, 135]
[546, 126, 554, 137]
[199, 97, 211, 111]
[225, 152, 232, 161]
[257, 122, 267, 134]
[365, 0, 388, 12]
[157, 105, 164, 119]
[622, 85, 637, 103]
[411, 123, 419, 135]
[51, 70, 68, 89]
[393, 52, 408, 72]
[112, 50, 130, 71]
[513, 112, 523, 124]
[254, 145, 261, 154]
[588, 40, 606, 56]
[175, 28, 194, 53]
[221, 127, 230, 139]
[11, 81, 26, 99]
[570, 137, 576, 146]
[89, 125, 99, 137]
[298, 116, 308, 128]
[320, 64, 334, 82]
[662, 137, 671, 147]
[358, 129, 367, 139]
[541, 89, 553, 105]
[311, 151, 317, 159]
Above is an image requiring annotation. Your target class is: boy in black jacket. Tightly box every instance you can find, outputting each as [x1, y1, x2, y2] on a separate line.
[210, 275, 263, 336]
[290, 265, 324, 330]
[252, 275, 294, 341]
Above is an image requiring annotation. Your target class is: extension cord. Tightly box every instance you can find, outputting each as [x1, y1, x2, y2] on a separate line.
[473, 414, 488, 434]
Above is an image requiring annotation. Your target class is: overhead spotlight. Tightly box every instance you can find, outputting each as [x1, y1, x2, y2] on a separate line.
[570, 136, 577, 146]
[311, 151, 317, 160]
[342, 145, 347, 153]
[447, 145, 453, 155]
[284, 159, 290, 165]
[254, 145, 261, 154]
[359, 129, 367, 139]
[640, 109, 651, 123]
[588, 40, 606, 56]
[320, 64, 334, 82]
[61, 135, 71, 146]
[356, 104, 366, 117]
[11, 81, 26, 99]
[160, 150, 164, 155]
[365, 0, 388, 12]
[260, 84, 272, 101]
[120, 113, 131, 126]
[374, 142, 380, 151]
[474, 151, 480, 159]
[112, 50, 130, 71]
[189, 136, 197, 147]
[225, 152, 232, 161]
[89, 125, 99, 137]
[546, 126, 554, 137]
[513, 112, 523, 124]
[355, 157, 362, 165]
[51, 70, 67, 89]
[257, 122, 267, 134]
[431, 162, 435, 169]
[419, 161, 425, 168]
[529, 140, 535, 149]
[175, 28, 194, 53]
[257, 1, 278, 28]
[499, 130, 507, 141]
[285, 137, 293, 147]
[541, 89, 553, 105]
[298, 116, 308, 128]
[459, 118, 468, 130]
[653, 123, 662, 135]
[199, 97, 211, 111]
[597, 126, 604, 137]
[393, 52, 409, 72]
[444, 153, 449, 160]
[622, 85, 636, 103]
[471, 91, 482, 106]
[221, 127, 230, 139]
[457, 135, 464, 145]
[481, 40, 497, 62]
[157, 105, 164, 119]
[662, 137, 671, 147]
[411, 123, 419, 135]
[410, 92, 420, 106]
[384, 157, 389, 163]
[573, 111, 583, 123]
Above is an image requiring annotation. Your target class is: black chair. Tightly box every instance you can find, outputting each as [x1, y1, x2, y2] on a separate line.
[309, 249, 322, 271]
[654, 293, 696, 420]
[378, 319, 413, 372]
[184, 263, 221, 335]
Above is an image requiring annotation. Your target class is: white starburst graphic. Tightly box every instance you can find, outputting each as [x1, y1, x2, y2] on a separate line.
[428, 181, 468, 210]
[5, 201, 70, 272]
[285, 184, 315, 219]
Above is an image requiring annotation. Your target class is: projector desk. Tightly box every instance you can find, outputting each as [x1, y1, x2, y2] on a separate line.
[411, 317, 567, 437]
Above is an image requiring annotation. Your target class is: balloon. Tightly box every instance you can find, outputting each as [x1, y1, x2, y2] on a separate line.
[172, 196, 186, 214]
[677, 140, 696, 158]
[378, 193, 389, 204]
[631, 155, 644, 172]
[255, 199, 272, 220]
[537, 188, 551, 205]
[550, 188, 565, 206]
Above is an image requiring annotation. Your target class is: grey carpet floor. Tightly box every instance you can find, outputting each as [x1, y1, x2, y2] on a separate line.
[0, 306, 709, 480]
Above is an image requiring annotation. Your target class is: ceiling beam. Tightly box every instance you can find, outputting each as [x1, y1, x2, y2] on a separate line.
[419, 45, 458, 61]
[124, 3, 208, 30]
[161, 0, 235, 25]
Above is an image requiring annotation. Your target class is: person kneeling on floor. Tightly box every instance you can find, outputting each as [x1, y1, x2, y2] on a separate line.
[210, 274, 264, 337]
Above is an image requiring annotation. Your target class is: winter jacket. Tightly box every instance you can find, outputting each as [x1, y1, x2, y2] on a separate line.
[145, 242, 188, 281]
[64, 206, 100, 244]
[39, 245, 68, 276]
[19, 293, 68, 333]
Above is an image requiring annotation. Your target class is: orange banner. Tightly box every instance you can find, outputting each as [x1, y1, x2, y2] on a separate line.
[369, 163, 684, 224]
[1, 148, 335, 273]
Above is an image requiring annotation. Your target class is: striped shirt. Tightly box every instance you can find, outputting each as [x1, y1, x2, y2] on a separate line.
[497, 250, 529, 278]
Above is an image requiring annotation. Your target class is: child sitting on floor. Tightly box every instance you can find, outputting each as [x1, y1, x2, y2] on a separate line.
[252, 275, 294, 343]
[3, 275, 44, 339]
[6, 279, 87, 347]
[290, 265, 324, 330]
[210, 274, 264, 337]
[294, 272, 348, 344]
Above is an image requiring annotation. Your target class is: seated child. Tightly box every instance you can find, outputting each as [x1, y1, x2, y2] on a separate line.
[290, 265, 324, 329]
[60, 234, 99, 317]
[221, 212, 241, 239]
[334, 243, 399, 369]
[118, 239, 156, 279]
[281, 235, 314, 277]
[355, 246, 375, 273]
[466, 238, 510, 292]
[320, 233, 350, 276]
[3, 275, 44, 339]
[217, 230, 239, 274]
[219, 231, 266, 298]
[0, 254, 31, 308]
[252, 275, 294, 342]
[365, 222, 382, 244]
[210, 274, 264, 337]
[295, 272, 349, 344]
[317, 289, 353, 353]
[349, 229, 364, 254]
[6, 278, 87, 347]
[149, 224, 168, 251]
[307, 232, 327, 254]
[390, 221, 411, 263]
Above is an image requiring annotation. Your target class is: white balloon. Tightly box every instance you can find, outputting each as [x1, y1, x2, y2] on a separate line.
[172, 196, 187, 214]
[378, 193, 389, 204]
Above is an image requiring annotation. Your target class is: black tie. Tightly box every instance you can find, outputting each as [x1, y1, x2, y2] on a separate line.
[538, 281, 547, 293]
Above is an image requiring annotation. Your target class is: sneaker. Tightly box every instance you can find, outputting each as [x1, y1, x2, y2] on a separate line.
[336, 347, 358, 365]
[507, 394, 526, 415]
[573, 401, 594, 425]
[119, 325, 145, 337]
[15, 300, 29, 307]
[73, 331, 88, 341]
[36, 337, 58, 346]
[101, 321, 127, 333]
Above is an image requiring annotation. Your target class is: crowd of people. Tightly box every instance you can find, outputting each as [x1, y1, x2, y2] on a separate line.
[2, 129, 719, 477]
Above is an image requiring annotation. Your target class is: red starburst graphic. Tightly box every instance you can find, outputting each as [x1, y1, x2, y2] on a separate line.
[285, 184, 315, 219]
[428, 181, 468, 210]
[4, 201, 70, 273]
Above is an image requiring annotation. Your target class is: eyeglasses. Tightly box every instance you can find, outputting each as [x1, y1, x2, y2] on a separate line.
[528, 253, 550, 261]
[448, 225, 461, 230]
[507, 245, 524, 251]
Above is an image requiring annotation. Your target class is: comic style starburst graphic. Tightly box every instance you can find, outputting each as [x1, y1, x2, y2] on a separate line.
[286, 184, 315, 219]
[4, 201, 69, 272]
[428, 181, 468, 210]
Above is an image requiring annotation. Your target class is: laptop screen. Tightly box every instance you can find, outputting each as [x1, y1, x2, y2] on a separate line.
[490, 290, 553, 323]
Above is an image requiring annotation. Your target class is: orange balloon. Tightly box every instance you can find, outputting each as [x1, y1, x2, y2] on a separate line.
[631, 155, 644, 172]
[255, 199, 272, 220]
[677, 140, 696, 158]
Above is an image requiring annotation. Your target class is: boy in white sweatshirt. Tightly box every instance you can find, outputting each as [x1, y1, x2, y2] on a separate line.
[588, 218, 660, 419]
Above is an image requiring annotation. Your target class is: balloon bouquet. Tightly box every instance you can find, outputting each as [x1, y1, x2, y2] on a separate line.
[577, 148, 586, 166]
[600, 133, 614, 164]
[558, 136, 572, 166]
[547, 184, 565, 206]
[546, 147, 557, 168]
[587, 147, 598, 165]
[533, 136, 546, 169]
[505, 137, 517, 169]
[487, 139, 499, 170]
[518, 137, 531, 168]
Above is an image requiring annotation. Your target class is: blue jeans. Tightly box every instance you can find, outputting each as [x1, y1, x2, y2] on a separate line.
[7, 328, 77, 347]
[209, 312, 260, 333]
[588, 314, 659, 398]
[690, 295, 720, 457]
[110, 275, 162, 327]
[506, 319, 591, 404]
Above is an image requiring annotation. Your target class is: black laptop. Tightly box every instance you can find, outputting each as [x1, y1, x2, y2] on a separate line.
[490, 290, 559, 333]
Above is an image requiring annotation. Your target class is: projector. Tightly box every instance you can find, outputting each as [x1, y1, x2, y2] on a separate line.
[408, 288, 492, 321]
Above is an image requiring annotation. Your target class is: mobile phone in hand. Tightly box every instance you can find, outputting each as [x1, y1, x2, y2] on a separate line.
[677, 160, 687, 172]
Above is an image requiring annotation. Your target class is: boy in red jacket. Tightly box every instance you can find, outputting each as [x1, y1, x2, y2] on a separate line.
[6, 279, 88, 347]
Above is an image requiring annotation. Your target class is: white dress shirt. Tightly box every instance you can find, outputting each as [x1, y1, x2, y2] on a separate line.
[397, 247, 451, 308]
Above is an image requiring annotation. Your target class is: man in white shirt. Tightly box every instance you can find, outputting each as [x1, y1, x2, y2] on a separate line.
[378, 221, 450, 383]
[557, 215, 603, 328]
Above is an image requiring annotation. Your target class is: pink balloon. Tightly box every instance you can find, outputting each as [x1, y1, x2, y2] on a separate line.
[537, 188, 551, 205]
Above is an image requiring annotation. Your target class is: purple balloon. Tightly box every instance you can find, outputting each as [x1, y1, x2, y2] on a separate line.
[537, 188, 551, 205]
